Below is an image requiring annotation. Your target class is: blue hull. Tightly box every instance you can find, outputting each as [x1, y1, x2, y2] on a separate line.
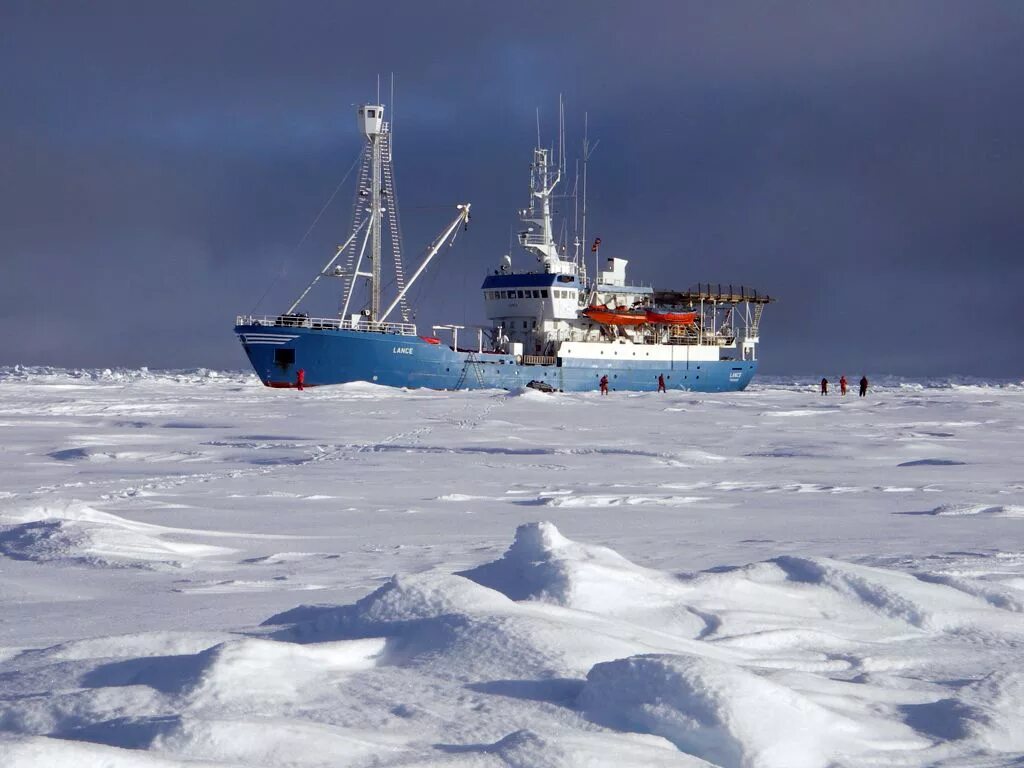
[235, 324, 757, 392]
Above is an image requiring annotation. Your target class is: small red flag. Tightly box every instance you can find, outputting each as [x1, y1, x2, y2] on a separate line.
[591, 237, 602, 253]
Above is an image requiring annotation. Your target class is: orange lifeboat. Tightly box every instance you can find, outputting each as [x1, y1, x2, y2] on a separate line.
[645, 309, 698, 325]
[582, 305, 648, 326]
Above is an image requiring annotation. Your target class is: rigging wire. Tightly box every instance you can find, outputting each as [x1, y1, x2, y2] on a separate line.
[251, 149, 363, 314]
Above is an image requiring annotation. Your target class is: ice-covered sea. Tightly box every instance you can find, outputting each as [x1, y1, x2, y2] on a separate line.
[1, 367, 1022, 767]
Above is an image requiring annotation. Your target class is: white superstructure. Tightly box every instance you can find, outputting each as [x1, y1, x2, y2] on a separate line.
[480, 131, 770, 364]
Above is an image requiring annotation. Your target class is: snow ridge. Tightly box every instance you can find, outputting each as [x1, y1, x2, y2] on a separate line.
[5, 522, 1024, 767]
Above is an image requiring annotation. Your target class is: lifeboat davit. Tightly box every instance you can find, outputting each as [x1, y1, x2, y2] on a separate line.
[645, 309, 698, 325]
[582, 305, 648, 326]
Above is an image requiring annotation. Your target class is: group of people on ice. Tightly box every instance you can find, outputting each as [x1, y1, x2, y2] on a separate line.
[820, 375, 868, 397]
[598, 373, 669, 395]
[597, 373, 870, 396]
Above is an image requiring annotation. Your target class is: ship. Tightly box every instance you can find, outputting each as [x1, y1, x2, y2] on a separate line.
[235, 101, 773, 392]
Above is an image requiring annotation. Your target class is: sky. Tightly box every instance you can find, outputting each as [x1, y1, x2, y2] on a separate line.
[2, 1, 1022, 377]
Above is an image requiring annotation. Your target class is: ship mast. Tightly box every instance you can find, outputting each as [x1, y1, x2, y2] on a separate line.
[369, 110, 383, 321]
[518, 142, 572, 274]
[341, 103, 409, 324]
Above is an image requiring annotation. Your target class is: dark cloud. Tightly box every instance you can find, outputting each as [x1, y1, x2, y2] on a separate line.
[2, 1, 1022, 375]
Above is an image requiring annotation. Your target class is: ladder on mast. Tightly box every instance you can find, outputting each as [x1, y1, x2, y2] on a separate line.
[380, 126, 410, 322]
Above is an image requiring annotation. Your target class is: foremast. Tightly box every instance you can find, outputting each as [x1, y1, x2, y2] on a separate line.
[341, 103, 410, 324]
[284, 101, 469, 330]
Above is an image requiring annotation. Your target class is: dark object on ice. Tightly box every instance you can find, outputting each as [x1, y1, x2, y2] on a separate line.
[526, 380, 555, 393]
[860, 376, 868, 397]
[296, 368, 305, 391]
[599, 375, 609, 395]
[898, 458, 966, 467]
[820, 377, 829, 395]
[658, 374, 666, 393]
[840, 375, 848, 396]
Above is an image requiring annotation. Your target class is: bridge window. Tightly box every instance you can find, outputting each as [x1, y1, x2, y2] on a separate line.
[541, 290, 548, 298]
[532, 290, 540, 298]
[517, 290, 525, 298]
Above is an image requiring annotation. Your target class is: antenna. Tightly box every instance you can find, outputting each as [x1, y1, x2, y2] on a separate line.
[376, 74, 380, 104]
[581, 112, 599, 287]
[582, 113, 589, 284]
[536, 107, 541, 148]
[559, 94, 566, 177]
[390, 73, 395, 132]
[573, 157, 580, 263]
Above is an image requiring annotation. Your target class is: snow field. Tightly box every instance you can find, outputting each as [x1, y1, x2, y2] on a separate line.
[0, 368, 1022, 766]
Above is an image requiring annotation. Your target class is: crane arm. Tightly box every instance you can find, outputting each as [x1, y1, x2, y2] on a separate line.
[379, 204, 471, 324]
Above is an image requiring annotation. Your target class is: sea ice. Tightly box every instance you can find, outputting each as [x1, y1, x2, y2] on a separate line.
[0, 368, 1021, 766]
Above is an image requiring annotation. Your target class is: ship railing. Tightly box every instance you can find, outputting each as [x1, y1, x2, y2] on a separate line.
[518, 233, 550, 247]
[236, 314, 418, 336]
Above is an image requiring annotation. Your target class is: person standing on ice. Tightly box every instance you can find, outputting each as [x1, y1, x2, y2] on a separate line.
[296, 368, 305, 391]
[657, 374, 666, 393]
[859, 375, 868, 397]
[599, 375, 609, 395]
[839, 375, 848, 396]
[820, 377, 828, 395]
